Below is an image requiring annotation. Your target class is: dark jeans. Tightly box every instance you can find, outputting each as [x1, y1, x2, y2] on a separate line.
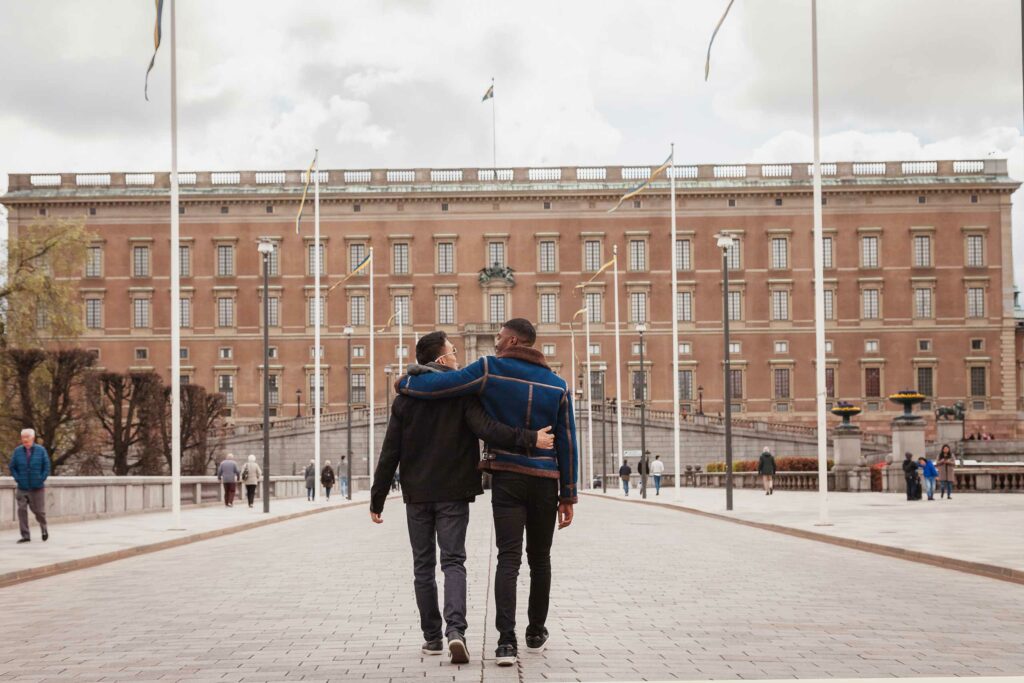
[491, 470, 558, 646]
[405, 500, 470, 641]
[16, 488, 47, 540]
[324, 486, 332, 500]
[940, 480, 954, 497]
[245, 484, 257, 506]
[905, 476, 919, 500]
[223, 482, 236, 506]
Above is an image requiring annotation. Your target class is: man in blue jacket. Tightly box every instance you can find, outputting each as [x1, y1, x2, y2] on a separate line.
[9, 428, 50, 543]
[397, 318, 577, 667]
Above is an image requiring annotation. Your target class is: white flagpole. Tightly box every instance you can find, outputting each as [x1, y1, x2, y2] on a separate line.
[585, 307, 594, 492]
[368, 248, 375, 481]
[168, 0, 182, 529]
[811, 0, 830, 526]
[313, 150, 321, 498]
[491, 76, 497, 172]
[670, 144, 682, 500]
[612, 246, 624, 466]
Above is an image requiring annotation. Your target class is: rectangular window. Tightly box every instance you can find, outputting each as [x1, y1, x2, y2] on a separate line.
[969, 367, 986, 396]
[678, 370, 694, 400]
[585, 292, 602, 323]
[726, 241, 741, 270]
[861, 236, 879, 268]
[267, 375, 280, 406]
[728, 342, 741, 354]
[676, 291, 693, 322]
[675, 239, 692, 271]
[438, 294, 455, 325]
[862, 289, 880, 319]
[307, 243, 325, 276]
[542, 343, 556, 356]
[179, 298, 191, 328]
[584, 240, 602, 271]
[966, 235, 984, 267]
[822, 236, 833, 269]
[489, 293, 505, 323]
[307, 297, 326, 327]
[865, 367, 881, 398]
[588, 342, 601, 356]
[85, 299, 102, 328]
[394, 295, 410, 325]
[34, 304, 48, 330]
[308, 373, 325, 406]
[630, 291, 647, 323]
[179, 245, 191, 278]
[917, 367, 934, 397]
[679, 342, 692, 355]
[825, 367, 835, 398]
[437, 242, 454, 274]
[824, 290, 835, 320]
[133, 298, 150, 328]
[266, 297, 279, 327]
[631, 370, 649, 401]
[539, 241, 556, 273]
[220, 347, 234, 360]
[85, 246, 102, 277]
[865, 339, 879, 353]
[488, 242, 506, 268]
[393, 243, 409, 275]
[914, 235, 932, 267]
[728, 369, 744, 398]
[217, 244, 234, 277]
[771, 290, 789, 320]
[727, 291, 742, 321]
[540, 293, 557, 324]
[351, 372, 367, 404]
[774, 341, 789, 353]
[914, 288, 933, 318]
[219, 375, 234, 405]
[267, 244, 280, 276]
[353, 345, 366, 359]
[770, 237, 788, 269]
[350, 296, 366, 326]
[967, 288, 985, 318]
[217, 297, 234, 327]
[349, 243, 366, 274]
[133, 245, 150, 277]
[629, 239, 647, 271]
[774, 368, 791, 399]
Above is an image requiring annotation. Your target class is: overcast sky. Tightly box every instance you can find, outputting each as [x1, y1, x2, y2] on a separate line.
[1, 0, 1022, 289]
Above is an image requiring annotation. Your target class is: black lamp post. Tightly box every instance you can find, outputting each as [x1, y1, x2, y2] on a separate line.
[599, 371, 607, 493]
[257, 238, 274, 513]
[295, 388, 302, 418]
[698, 385, 704, 416]
[716, 232, 736, 511]
[344, 326, 354, 500]
[635, 323, 648, 499]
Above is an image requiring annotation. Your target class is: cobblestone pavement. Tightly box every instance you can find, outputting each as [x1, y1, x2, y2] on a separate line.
[1, 493, 1023, 682]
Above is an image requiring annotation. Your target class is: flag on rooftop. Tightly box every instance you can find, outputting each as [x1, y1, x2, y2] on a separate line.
[482, 83, 494, 102]
[607, 153, 673, 213]
[144, 0, 165, 101]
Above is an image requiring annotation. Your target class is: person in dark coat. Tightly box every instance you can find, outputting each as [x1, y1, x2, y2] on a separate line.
[321, 460, 336, 500]
[936, 444, 956, 499]
[304, 460, 316, 501]
[902, 452, 920, 501]
[619, 460, 632, 496]
[758, 447, 776, 495]
[372, 330, 553, 665]
[9, 428, 50, 543]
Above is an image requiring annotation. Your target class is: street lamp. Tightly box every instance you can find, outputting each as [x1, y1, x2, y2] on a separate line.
[635, 322, 648, 499]
[715, 232, 737, 511]
[257, 238, 275, 513]
[295, 388, 302, 418]
[697, 385, 704, 416]
[344, 325, 354, 500]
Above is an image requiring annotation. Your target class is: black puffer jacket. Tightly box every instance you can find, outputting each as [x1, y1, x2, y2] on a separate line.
[371, 364, 538, 514]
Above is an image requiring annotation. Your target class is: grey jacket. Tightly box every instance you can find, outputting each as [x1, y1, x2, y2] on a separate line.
[304, 464, 316, 487]
[217, 459, 241, 482]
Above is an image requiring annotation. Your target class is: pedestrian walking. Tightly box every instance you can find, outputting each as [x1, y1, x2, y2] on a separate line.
[936, 444, 956, 499]
[321, 460, 336, 500]
[240, 454, 263, 508]
[650, 454, 665, 495]
[339, 455, 349, 498]
[637, 452, 650, 497]
[919, 457, 938, 500]
[9, 428, 50, 544]
[304, 459, 316, 501]
[902, 452, 920, 501]
[216, 453, 241, 507]
[619, 460, 632, 496]
[758, 447, 776, 495]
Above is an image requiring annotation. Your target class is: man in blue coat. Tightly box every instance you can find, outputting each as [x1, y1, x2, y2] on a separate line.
[9, 428, 50, 543]
[397, 318, 577, 667]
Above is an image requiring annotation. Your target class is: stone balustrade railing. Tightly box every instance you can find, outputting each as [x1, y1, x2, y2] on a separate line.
[689, 471, 837, 491]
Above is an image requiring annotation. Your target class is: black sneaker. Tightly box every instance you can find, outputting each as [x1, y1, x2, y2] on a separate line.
[42, 531, 48, 541]
[17, 538, 30, 544]
[448, 634, 469, 664]
[525, 627, 548, 652]
[421, 639, 443, 656]
[495, 643, 517, 667]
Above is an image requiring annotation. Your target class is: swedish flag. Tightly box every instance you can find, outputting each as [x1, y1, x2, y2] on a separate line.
[481, 84, 494, 102]
[144, 0, 165, 101]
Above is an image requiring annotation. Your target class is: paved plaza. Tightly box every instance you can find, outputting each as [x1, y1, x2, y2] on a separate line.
[2, 492, 1024, 682]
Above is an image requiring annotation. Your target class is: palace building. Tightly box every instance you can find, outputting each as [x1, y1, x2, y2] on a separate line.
[3, 160, 1021, 436]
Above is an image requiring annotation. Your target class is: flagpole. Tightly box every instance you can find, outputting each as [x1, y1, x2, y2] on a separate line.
[368, 248, 375, 482]
[490, 76, 497, 173]
[313, 150, 321, 498]
[585, 306, 594, 492]
[612, 247, 624, 466]
[168, 0, 182, 529]
[811, 0, 830, 526]
[670, 143, 682, 500]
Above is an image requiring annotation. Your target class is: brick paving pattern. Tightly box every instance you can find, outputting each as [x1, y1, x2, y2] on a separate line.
[1, 494, 1022, 681]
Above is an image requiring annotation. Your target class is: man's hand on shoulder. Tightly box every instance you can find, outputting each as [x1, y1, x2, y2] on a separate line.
[558, 502, 573, 529]
[535, 426, 554, 450]
[370, 511, 383, 524]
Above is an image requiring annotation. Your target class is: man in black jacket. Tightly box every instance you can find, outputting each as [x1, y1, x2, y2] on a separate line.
[370, 331, 554, 665]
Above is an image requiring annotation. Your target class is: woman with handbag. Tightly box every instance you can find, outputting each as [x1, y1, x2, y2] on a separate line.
[240, 454, 263, 508]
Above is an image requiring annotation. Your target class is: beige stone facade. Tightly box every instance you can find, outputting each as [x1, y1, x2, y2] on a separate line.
[4, 160, 1021, 436]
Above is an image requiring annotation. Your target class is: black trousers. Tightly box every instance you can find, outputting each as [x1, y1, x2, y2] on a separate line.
[491, 470, 558, 646]
[406, 500, 470, 641]
[245, 485, 257, 506]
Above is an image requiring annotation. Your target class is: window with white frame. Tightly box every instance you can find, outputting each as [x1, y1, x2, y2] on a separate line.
[86, 246, 102, 277]
[351, 372, 367, 403]
[267, 297, 279, 327]
[437, 241, 454, 274]
[628, 239, 647, 271]
[862, 289, 880, 319]
[266, 243, 280, 276]
[629, 291, 647, 323]
[771, 290, 789, 320]
[728, 369, 744, 398]
[542, 343, 556, 356]
[861, 236, 879, 268]
[218, 297, 234, 327]
[726, 240, 741, 270]
[588, 342, 601, 356]
[729, 341, 741, 354]
[865, 339, 879, 353]
[773, 368, 791, 399]
[631, 370, 649, 400]
[967, 287, 985, 318]
[822, 236, 834, 269]
[584, 240, 602, 271]
[178, 245, 191, 278]
[825, 367, 836, 398]
[676, 291, 693, 322]
[220, 347, 233, 360]
[308, 373, 325, 406]
[913, 235, 932, 267]
[774, 340, 789, 353]
[585, 292, 602, 323]
[393, 243, 410, 274]
[727, 291, 742, 321]
[267, 375, 280, 405]
[219, 374, 235, 405]
[966, 234, 985, 267]
[679, 369, 694, 400]
[132, 245, 150, 277]
[539, 241, 556, 273]
[969, 366, 986, 396]
[307, 243, 325, 276]
[308, 346, 322, 359]
[631, 341, 646, 355]
[675, 239, 692, 271]
[917, 366, 934, 397]
[825, 339, 834, 354]
[179, 298, 191, 328]
[770, 237, 788, 269]
[350, 295, 366, 326]
[133, 298, 150, 328]
[864, 367, 881, 398]
[540, 293, 557, 324]
[85, 299, 102, 329]
[914, 288, 933, 318]
[678, 342, 692, 354]
[217, 244, 234, 277]
[394, 295, 410, 325]
[488, 241, 506, 268]
[438, 294, 454, 325]
[349, 243, 366, 274]
[824, 289, 835, 320]
[488, 293, 506, 323]
[306, 296, 325, 327]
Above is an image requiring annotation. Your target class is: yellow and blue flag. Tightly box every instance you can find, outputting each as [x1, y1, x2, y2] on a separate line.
[705, 0, 736, 81]
[607, 153, 673, 214]
[482, 83, 494, 102]
[144, 0, 165, 101]
[295, 153, 317, 234]
[575, 258, 616, 288]
[345, 253, 372, 281]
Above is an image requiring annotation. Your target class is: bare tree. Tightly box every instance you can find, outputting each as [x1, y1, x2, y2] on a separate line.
[88, 371, 164, 475]
[146, 384, 227, 476]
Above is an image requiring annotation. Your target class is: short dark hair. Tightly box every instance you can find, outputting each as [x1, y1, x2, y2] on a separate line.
[502, 318, 536, 346]
[416, 331, 448, 365]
